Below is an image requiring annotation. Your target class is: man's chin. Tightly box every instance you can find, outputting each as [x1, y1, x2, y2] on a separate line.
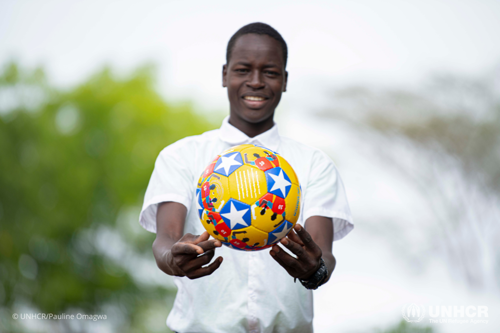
[230, 109, 274, 125]
[243, 109, 274, 122]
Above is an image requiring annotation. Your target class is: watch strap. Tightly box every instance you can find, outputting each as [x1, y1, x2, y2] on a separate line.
[298, 258, 328, 290]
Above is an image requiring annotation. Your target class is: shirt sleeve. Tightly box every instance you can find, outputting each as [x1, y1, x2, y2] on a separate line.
[302, 150, 354, 241]
[139, 142, 195, 233]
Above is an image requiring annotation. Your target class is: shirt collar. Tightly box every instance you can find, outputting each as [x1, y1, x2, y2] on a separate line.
[218, 116, 281, 152]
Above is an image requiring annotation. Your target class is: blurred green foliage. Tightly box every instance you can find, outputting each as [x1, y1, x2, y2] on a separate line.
[376, 320, 435, 333]
[0, 62, 221, 332]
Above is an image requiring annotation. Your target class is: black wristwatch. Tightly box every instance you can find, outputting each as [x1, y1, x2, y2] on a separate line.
[297, 258, 329, 290]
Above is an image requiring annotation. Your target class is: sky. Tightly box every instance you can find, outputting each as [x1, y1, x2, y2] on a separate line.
[2, 1, 499, 332]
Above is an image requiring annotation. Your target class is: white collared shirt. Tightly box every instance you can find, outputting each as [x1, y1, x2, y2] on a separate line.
[140, 116, 354, 333]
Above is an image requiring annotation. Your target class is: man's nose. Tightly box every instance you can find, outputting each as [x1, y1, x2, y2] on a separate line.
[247, 70, 264, 89]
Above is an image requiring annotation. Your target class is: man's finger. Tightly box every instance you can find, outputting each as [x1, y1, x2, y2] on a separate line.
[197, 239, 222, 252]
[280, 238, 306, 259]
[286, 228, 304, 246]
[271, 244, 300, 269]
[294, 224, 320, 252]
[270, 247, 296, 275]
[184, 250, 216, 273]
[171, 242, 204, 256]
[186, 256, 223, 279]
[193, 231, 210, 244]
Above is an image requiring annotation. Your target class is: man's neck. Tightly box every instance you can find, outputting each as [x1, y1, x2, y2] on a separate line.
[228, 115, 274, 138]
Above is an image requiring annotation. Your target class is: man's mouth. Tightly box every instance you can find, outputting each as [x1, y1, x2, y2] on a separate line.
[242, 95, 269, 109]
[243, 96, 266, 101]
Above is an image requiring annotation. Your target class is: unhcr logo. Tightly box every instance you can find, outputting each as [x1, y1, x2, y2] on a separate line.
[402, 303, 426, 323]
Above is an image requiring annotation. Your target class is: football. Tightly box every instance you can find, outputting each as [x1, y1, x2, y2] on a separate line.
[196, 144, 301, 251]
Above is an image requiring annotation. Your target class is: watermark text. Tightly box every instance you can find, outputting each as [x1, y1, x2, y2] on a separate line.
[12, 313, 107, 321]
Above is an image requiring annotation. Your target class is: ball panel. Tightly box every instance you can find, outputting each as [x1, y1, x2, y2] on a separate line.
[229, 225, 269, 248]
[222, 240, 273, 251]
[213, 151, 244, 177]
[268, 220, 294, 245]
[265, 167, 292, 199]
[200, 173, 230, 212]
[276, 155, 299, 186]
[219, 199, 252, 230]
[227, 165, 267, 205]
[196, 189, 204, 219]
[250, 193, 286, 233]
[240, 146, 280, 172]
[222, 242, 247, 251]
[214, 220, 232, 239]
[219, 225, 269, 250]
[201, 210, 226, 241]
[284, 184, 301, 225]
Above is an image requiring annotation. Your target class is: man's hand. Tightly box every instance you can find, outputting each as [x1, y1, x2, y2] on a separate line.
[166, 232, 223, 279]
[153, 202, 223, 279]
[269, 223, 323, 280]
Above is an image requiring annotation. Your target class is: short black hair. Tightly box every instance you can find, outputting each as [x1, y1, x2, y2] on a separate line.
[226, 22, 288, 69]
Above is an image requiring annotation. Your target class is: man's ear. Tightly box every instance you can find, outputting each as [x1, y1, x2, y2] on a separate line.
[282, 71, 288, 92]
[222, 64, 227, 87]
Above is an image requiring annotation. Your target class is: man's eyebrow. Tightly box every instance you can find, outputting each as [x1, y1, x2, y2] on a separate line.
[262, 64, 280, 69]
[233, 62, 281, 69]
[234, 62, 251, 66]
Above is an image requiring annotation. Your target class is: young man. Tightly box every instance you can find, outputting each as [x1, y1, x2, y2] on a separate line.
[140, 23, 353, 333]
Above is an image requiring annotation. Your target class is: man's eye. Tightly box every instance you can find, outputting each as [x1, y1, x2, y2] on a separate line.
[265, 71, 279, 76]
[235, 69, 248, 73]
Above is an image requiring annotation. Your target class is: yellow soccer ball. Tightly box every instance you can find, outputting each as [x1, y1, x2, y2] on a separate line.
[196, 144, 301, 251]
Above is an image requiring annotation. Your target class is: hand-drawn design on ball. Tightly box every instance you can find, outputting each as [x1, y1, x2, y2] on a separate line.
[244, 148, 280, 171]
[200, 173, 228, 212]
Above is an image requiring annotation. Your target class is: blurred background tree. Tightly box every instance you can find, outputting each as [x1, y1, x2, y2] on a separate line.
[0, 61, 221, 332]
[321, 68, 500, 294]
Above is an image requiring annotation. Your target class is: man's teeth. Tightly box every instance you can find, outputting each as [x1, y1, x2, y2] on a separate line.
[244, 96, 265, 101]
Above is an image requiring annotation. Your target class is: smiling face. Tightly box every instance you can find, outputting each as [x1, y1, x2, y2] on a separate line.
[223, 33, 288, 137]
